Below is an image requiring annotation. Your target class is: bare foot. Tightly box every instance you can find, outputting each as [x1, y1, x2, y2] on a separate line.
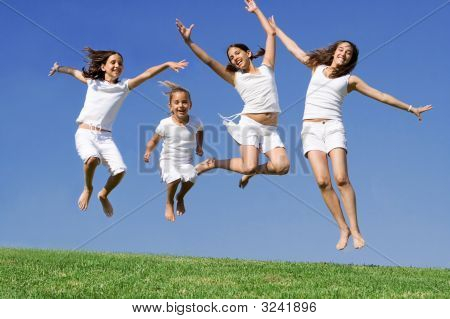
[78, 187, 93, 211]
[176, 196, 186, 216]
[352, 232, 366, 249]
[336, 228, 350, 250]
[165, 202, 176, 222]
[98, 189, 113, 218]
[195, 158, 216, 175]
[238, 175, 254, 189]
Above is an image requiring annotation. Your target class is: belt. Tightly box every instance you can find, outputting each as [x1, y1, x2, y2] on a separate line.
[304, 119, 330, 124]
[78, 123, 111, 133]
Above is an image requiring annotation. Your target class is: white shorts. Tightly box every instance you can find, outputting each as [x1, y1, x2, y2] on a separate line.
[75, 128, 127, 176]
[160, 160, 197, 184]
[301, 120, 347, 157]
[222, 115, 285, 154]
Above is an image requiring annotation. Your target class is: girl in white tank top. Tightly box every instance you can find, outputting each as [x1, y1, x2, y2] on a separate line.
[271, 17, 432, 251]
[177, 0, 290, 188]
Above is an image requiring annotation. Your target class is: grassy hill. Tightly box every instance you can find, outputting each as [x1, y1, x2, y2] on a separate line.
[0, 248, 448, 298]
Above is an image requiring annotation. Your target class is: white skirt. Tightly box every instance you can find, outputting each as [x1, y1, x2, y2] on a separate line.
[220, 113, 284, 154]
[159, 160, 197, 184]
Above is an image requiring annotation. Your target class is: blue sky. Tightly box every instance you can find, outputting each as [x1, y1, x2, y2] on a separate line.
[0, 0, 449, 268]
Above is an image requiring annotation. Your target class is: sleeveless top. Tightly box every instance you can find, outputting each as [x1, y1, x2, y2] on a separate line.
[303, 65, 350, 120]
[234, 64, 281, 114]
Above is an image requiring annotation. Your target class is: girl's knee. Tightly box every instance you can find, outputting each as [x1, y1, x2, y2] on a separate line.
[86, 156, 100, 167]
[269, 157, 290, 175]
[277, 159, 290, 175]
[242, 164, 257, 175]
[335, 175, 350, 187]
[317, 177, 332, 190]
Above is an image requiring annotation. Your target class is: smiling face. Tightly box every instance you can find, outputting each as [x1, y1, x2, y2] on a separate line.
[101, 53, 123, 82]
[332, 42, 354, 67]
[169, 91, 192, 121]
[227, 46, 252, 71]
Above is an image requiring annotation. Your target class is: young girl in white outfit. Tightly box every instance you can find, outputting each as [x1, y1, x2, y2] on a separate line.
[144, 82, 204, 222]
[49, 48, 187, 217]
[270, 17, 432, 250]
[176, 0, 290, 186]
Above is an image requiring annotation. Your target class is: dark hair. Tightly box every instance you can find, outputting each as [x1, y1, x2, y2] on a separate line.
[306, 40, 359, 78]
[82, 47, 123, 81]
[225, 43, 265, 72]
[159, 81, 192, 106]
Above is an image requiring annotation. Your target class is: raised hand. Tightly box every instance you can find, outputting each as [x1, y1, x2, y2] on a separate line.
[176, 19, 194, 42]
[48, 62, 60, 76]
[245, 0, 258, 13]
[268, 15, 277, 29]
[412, 104, 432, 121]
[167, 60, 189, 73]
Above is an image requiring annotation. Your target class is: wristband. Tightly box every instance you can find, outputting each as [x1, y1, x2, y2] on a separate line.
[407, 105, 413, 112]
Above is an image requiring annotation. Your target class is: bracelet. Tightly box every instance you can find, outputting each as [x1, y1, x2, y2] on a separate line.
[407, 105, 413, 112]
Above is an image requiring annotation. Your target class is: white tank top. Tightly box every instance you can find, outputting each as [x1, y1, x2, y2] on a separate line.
[234, 64, 281, 114]
[76, 79, 130, 131]
[303, 65, 350, 120]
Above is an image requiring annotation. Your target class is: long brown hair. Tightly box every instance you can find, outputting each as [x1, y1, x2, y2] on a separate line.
[226, 43, 265, 72]
[306, 40, 359, 78]
[82, 47, 123, 81]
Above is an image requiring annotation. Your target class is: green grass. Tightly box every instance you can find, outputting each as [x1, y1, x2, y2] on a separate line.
[0, 248, 449, 298]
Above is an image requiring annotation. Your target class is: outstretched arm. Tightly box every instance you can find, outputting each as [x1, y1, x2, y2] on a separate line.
[143, 134, 161, 163]
[48, 62, 87, 84]
[268, 16, 310, 67]
[245, 0, 276, 69]
[176, 19, 235, 86]
[128, 61, 188, 90]
[349, 75, 432, 121]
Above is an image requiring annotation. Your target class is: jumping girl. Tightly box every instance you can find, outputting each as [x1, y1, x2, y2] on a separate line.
[269, 17, 432, 249]
[176, 0, 290, 186]
[144, 81, 203, 222]
[49, 48, 187, 217]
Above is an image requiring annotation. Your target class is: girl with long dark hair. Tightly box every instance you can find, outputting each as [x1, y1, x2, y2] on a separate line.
[269, 17, 432, 249]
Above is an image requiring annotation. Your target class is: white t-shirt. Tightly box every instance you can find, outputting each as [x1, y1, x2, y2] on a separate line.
[235, 64, 281, 114]
[156, 115, 203, 165]
[303, 65, 350, 121]
[76, 79, 130, 131]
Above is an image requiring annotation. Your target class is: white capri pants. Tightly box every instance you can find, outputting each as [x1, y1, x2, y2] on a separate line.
[75, 128, 127, 176]
[301, 119, 347, 157]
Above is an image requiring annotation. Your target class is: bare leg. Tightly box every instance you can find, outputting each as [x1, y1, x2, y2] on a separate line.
[175, 181, 194, 216]
[165, 179, 181, 222]
[78, 157, 100, 212]
[98, 171, 125, 218]
[197, 145, 259, 176]
[308, 151, 350, 250]
[329, 148, 365, 249]
[239, 147, 290, 188]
